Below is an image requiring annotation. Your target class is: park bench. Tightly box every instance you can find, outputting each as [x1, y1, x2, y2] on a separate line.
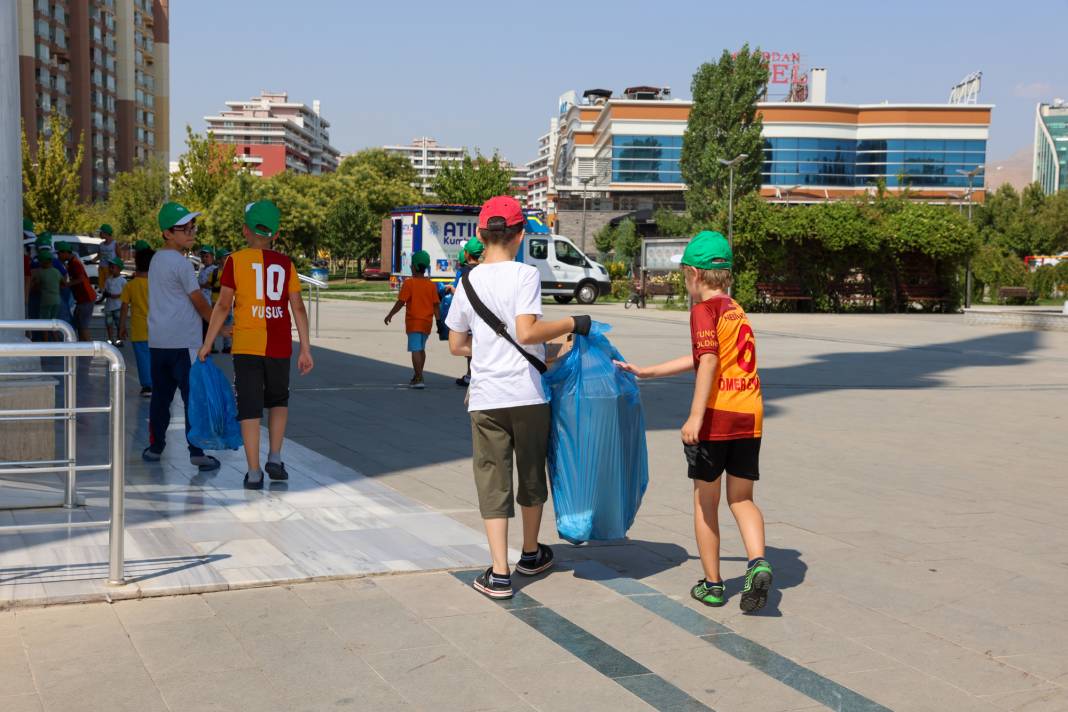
[997, 286, 1032, 304]
[629, 271, 678, 308]
[757, 282, 812, 311]
[897, 281, 950, 311]
[831, 272, 875, 310]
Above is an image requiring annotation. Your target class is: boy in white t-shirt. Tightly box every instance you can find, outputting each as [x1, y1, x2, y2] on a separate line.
[103, 257, 127, 346]
[445, 195, 591, 600]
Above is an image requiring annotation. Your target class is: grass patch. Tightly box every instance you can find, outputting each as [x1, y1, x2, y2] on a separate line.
[322, 292, 396, 303]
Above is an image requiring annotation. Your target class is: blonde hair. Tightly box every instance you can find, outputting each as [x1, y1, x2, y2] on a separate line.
[685, 265, 732, 291]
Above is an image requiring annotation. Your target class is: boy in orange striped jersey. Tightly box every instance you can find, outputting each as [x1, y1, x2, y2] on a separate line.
[199, 201, 314, 490]
[615, 231, 772, 613]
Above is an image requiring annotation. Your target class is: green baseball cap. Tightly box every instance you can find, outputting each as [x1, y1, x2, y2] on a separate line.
[244, 200, 280, 238]
[23, 218, 34, 232]
[673, 230, 733, 270]
[197, 244, 213, 254]
[35, 232, 53, 247]
[54, 241, 72, 253]
[133, 239, 151, 251]
[110, 257, 124, 268]
[215, 248, 229, 260]
[158, 201, 200, 231]
[462, 237, 484, 259]
[37, 246, 52, 258]
[411, 250, 431, 270]
[99, 224, 113, 236]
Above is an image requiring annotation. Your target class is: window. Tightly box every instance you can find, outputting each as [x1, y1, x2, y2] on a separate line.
[554, 239, 588, 267]
[36, 19, 49, 38]
[36, 43, 50, 62]
[92, 68, 103, 85]
[611, 135, 684, 184]
[529, 238, 548, 260]
[92, 25, 102, 42]
[54, 27, 66, 49]
[106, 74, 115, 91]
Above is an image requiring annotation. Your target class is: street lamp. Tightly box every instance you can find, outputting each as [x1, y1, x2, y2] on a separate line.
[717, 154, 748, 251]
[956, 165, 984, 309]
[579, 175, 596, 253]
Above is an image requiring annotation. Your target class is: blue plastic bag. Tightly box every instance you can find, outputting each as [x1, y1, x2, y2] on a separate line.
[188, 358, 243, 451]
[542, 322, 649, 543]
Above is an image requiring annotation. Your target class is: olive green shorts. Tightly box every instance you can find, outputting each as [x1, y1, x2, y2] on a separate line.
[470, 403, 551, 519]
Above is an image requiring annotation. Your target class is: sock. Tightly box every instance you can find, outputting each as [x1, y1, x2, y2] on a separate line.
[490, 571, 511, 587]
[704, 579, 723, 587]
[268, 451, 282, 465]
[519, 548, 539, 563]
[748, 558, 765, 569]
[247, 468, 263, 482]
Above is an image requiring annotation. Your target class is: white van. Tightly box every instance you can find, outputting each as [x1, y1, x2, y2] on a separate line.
[23, 234, 105, 297]
[519, 232, 611, 305]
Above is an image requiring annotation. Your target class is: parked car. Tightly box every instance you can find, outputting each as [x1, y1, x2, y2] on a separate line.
[363, 267, 387, 281]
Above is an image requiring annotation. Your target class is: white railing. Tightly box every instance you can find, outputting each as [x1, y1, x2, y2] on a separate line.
[298, 273, 327, 338]
[0, 326, 127, 585]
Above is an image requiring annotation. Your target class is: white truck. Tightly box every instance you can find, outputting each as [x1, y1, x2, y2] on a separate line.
[384, 205, 610, 304]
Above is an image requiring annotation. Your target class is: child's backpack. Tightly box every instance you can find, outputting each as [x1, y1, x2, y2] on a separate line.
[543, 322, 649, 543]
[188, 358, 243, 451]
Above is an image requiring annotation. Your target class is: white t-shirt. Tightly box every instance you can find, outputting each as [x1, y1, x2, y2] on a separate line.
[148, 249, 203, 349]
[445, 261, 547, 412]
[105, 275, 126, 312]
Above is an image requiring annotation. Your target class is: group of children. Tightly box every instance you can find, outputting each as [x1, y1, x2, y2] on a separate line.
[384, 195, 775, 612]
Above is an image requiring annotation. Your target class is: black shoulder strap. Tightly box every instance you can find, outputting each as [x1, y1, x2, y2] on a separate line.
[461, 271, 547, 374]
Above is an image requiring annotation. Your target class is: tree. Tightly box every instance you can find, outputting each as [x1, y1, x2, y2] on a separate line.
[106, 159, 169, 244]
[323, 195, 379, 278]
[593, 222, 616, 256]
[431, 151, 514, 204]
[338, 149, 418, 186]
[170, 126, 241, 213]
[21, 114, 86, 232]
[614, 218, 642, 268]
[199, 172, 262, 251]
[681, 45, 768, 221]
[1034, 189, 1068, 255]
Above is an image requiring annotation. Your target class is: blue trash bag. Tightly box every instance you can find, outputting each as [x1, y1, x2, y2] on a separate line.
[437, 291, 453, 341]
[542, 321, 649, 543]
[188, 358, 243, 451]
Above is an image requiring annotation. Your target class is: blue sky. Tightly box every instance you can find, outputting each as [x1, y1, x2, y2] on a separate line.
[170, 0, 1067, 166]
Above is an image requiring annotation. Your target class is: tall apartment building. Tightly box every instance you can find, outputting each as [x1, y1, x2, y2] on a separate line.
[510, 163, 529, 205]
[524, 122, 557, 212]
[1034, 100, 1068, 195]
[17, 0, 170, 201]
[383, 137, 465, 194]
[204, 91, 340, 177]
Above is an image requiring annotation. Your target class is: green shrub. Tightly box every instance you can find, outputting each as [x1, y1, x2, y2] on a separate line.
[732, 269, 758, 311]
[606, 261, 630, 280]
[610, 278, 631, 300]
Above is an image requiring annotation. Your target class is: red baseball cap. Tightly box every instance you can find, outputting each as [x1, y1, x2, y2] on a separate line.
[478, 195, 524, 229]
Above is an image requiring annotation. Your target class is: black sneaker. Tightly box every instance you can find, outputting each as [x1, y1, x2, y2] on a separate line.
[140, 386, 152, 398]
[740, 559, 774, 613]
[243, 472, 264, 490]
[472, 567, 513, 599]
[265, 462, 288, 481]
[514, 543, 554, 576]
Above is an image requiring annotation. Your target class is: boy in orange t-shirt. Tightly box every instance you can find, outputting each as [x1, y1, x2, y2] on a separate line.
[384, 250, 440, 389]
[615, 231, 772, 614]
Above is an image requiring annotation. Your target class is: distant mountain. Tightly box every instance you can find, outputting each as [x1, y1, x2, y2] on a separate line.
[987, 147, 1034, 191]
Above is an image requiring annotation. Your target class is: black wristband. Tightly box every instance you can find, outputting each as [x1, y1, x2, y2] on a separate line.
[572, 315, 592, 336]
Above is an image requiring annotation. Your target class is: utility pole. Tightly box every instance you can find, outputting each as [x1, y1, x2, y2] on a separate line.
[957, 165, 984, 309]
[1, 0, 24, 322]
[579, 175, 595, 253]
[717, 154, 748, 251]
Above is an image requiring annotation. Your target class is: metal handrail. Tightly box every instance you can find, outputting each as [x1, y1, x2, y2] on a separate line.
[0, 338, 126, 585]
[298, 273, 327, 338]
[0, 320, 78, 507]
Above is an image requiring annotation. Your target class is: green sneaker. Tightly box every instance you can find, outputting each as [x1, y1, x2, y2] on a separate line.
[740, 559, 773, 613]
[690, 579, 726, 607]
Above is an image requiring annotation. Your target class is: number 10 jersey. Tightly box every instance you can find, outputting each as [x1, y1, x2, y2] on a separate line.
[220, 248, 301, 358]
[689, 295, 763, 441]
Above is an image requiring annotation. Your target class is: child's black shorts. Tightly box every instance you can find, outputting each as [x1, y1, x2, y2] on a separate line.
[233, 354, 291, 421]
[684, 438, 761, 482]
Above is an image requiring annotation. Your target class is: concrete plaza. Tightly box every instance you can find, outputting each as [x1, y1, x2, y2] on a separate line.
[1, 300, 1067, 711]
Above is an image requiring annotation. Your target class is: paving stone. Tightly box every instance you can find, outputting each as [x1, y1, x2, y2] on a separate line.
[364, 643, 533, 712]
[113, 592, 215, 627]
[125, 616, 256, 678]
[317, 587, 445, 655]
[0, 693, 43, 712]
[155, 667, 292, 712]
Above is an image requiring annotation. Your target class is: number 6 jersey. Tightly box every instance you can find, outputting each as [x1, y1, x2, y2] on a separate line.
[220, 248, 301, 358]
[690, 295, 763, 440]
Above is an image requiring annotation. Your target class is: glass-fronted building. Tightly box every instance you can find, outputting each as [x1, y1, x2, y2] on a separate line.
[763, 137, 987, 188]
[1034, 101, 1068, 194]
